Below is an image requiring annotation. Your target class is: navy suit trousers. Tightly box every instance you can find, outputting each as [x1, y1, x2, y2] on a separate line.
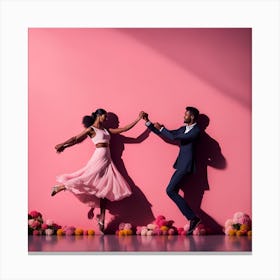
[166, 169, 196, 220]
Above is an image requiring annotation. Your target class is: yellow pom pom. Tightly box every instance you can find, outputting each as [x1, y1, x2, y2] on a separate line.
[160, 226, 169, 231]
[236, 230, 247, 236]
[75, 228, 84, 235]
[228, 229, 237, 236]
[118, 230, 126, 236]
[247, 230, 252, 237]
[56, 229, 64, 236]
[240, 224, 250, 231]
[125, 229, 133, 235]
[121, 229, 128, 235]
[87, 229, 95, 235]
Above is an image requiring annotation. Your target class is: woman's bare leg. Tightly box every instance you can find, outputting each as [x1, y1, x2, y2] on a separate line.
[98, 199, 106, 233]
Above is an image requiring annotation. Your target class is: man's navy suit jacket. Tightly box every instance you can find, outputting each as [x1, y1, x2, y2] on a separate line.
[147, 123, 200, 173]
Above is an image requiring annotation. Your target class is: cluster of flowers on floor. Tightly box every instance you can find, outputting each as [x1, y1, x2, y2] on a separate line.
[28, 210, 252, 236]
[223, 212, 252, 236]
[28, 211, 95, 236]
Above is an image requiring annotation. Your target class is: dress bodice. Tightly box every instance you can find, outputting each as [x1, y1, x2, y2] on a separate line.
[90, 126, 110, 144]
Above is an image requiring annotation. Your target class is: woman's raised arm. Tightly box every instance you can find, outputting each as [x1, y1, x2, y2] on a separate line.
[55, 127, 94, 153]
[108, 111, 145, 134]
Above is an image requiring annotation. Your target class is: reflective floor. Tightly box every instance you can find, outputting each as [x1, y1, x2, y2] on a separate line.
[28, 235, 252, 253]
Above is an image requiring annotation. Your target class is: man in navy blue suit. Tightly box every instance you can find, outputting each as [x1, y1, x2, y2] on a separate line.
[143, 107, 201, 235]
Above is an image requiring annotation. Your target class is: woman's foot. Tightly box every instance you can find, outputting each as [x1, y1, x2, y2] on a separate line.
[96, 214, 105, 233]
[51, 185, 65, 196]
[87, 208, 95, 219]
[98, 220, 105, 234]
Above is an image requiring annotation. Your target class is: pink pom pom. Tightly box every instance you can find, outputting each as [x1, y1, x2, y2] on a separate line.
[29, 211, 42, 219]
[193, 226, 206, 235]
[147, 224, 157, 230]
[41, 223, 48, 230]
[180, 230, 187, 235]
[239, 214, 252, 227]
[119, 223, 125, 230]
[177, 227, 184, 233]
[153, 229, 162, 236]
[45, 228, 54, 236]
[124, 223, 132, 230]
[168, 228, 175, 235]
[192, 223, 207, 235]
[233, 212, 244, 224]
[193, 227, 199, 235]
[28, 219, 34, 226]
[31, 220, 41, 229]
[64, 226, 75, 236]
[225, 219, 234, 228]
[141, 228, 148, 236]
[233, 212, 252, 227]
[136, 226, 142, 235]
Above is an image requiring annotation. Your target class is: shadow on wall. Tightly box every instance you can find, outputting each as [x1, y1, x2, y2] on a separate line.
[104, 112, 155, 233]
[119, 28, 252, 109]
[182, 114, 227, 234]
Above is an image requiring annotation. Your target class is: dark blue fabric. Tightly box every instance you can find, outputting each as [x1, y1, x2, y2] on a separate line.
[166, 170, 196, 220]
[147, 122, 200, 220]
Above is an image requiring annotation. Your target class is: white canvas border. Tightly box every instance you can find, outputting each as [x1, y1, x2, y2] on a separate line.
[0, 0, 279, 280]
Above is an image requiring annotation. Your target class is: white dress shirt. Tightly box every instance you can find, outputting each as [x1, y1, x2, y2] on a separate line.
[184, 123, 197, 134]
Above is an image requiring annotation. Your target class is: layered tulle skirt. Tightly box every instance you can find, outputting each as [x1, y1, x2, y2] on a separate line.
[56, 147, 132, 208]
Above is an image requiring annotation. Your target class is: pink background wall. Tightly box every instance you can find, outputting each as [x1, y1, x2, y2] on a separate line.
[28, 28, 251, 233]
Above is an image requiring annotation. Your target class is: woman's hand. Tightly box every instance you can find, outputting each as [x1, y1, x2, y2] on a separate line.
[141, 112, 149, 122]
[138, 111, 146, 120]
[55, 143, 65, 153]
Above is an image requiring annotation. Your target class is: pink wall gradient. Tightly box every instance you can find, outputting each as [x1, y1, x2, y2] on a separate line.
[28, 28, 251, 233]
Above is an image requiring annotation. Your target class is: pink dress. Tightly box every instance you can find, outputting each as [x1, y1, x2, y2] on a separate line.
[56, 126, 132, 208]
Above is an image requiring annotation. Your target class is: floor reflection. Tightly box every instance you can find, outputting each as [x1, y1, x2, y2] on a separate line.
[28, 235, 252, 253]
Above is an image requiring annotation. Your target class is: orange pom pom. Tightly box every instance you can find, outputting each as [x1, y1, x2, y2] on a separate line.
[160, 226, 169, 231]
[240, 224, 250, 231]
[75, 228, 84, 235]
[56, 229, 64, 236]
[87, 229, 95, 235]
[125, 229, 133, 235]
[236, 230, 247, 236]
[228, 229, 237, 236]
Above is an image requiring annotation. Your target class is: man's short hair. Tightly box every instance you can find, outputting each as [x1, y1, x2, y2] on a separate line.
[186, 106, 200, 121]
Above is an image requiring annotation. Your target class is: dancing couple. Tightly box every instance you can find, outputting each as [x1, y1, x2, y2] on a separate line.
[52, 107, 201, 235]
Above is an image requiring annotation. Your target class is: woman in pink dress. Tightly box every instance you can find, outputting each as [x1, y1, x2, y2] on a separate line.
[51, 109, 145, 233]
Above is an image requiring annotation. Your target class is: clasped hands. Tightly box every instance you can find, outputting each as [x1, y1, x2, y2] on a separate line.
[140, 111, 163, 130]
